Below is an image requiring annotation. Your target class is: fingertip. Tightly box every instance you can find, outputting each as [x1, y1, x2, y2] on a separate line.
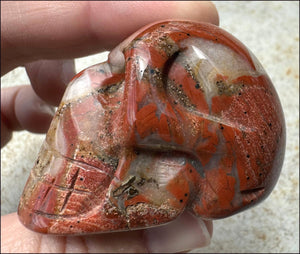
[14, 86, 54, 133]
[174, 1, 220, 26]
[205, 1, 220, 26]
[26, 59, 75, 106]
[3, 1, 220, 75]
[143, 212, 212, 253]
[207, 1, 220, 26]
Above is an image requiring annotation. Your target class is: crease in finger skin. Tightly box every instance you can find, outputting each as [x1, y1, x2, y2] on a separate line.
[1, 116, 12, 147]
[65, 236, 89, 253]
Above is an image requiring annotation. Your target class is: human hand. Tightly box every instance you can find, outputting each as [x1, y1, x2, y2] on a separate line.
[1, 1, 218, 252]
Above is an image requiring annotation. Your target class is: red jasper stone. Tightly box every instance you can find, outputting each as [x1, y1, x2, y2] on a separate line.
[18, 21, 285, 235]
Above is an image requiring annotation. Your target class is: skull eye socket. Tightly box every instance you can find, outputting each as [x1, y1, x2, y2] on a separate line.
[112, 176, 139, 200]
[126, 186, 139, 199]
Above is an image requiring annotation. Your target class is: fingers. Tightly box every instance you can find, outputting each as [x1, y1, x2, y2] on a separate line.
[1, 213, 42, 253]
[1, 1, 219, 75]
[143, 211, 212, 253]
[74, 231, 147, 253]
[1, 86, 54, 147]
[25, 59, 76, 106]
[2, 213, 147, 253]
[1, 116, 12, 148]
[1, 212, 212, 253]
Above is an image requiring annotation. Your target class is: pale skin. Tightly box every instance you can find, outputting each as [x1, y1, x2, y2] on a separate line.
[1, 1, 219, 253]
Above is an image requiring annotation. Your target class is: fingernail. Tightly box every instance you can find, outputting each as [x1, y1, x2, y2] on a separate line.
[38, 102, 55, 116]
[143, 212, 211, 253]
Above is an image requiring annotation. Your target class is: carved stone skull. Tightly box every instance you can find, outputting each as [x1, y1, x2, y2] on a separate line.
[18, 21, 285, 235]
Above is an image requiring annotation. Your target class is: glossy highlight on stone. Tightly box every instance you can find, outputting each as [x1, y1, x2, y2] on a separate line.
[18, 21, 285, 235]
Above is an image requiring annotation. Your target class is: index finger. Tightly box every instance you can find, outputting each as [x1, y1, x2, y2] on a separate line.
[1, 1, 219, 75]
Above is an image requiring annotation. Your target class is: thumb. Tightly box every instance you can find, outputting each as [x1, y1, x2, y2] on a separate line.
[1, 212, 212, 253]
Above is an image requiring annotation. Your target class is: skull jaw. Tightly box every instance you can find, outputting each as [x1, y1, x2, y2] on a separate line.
[18, 188, 183, 235]
[17, 155, 187, 235]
